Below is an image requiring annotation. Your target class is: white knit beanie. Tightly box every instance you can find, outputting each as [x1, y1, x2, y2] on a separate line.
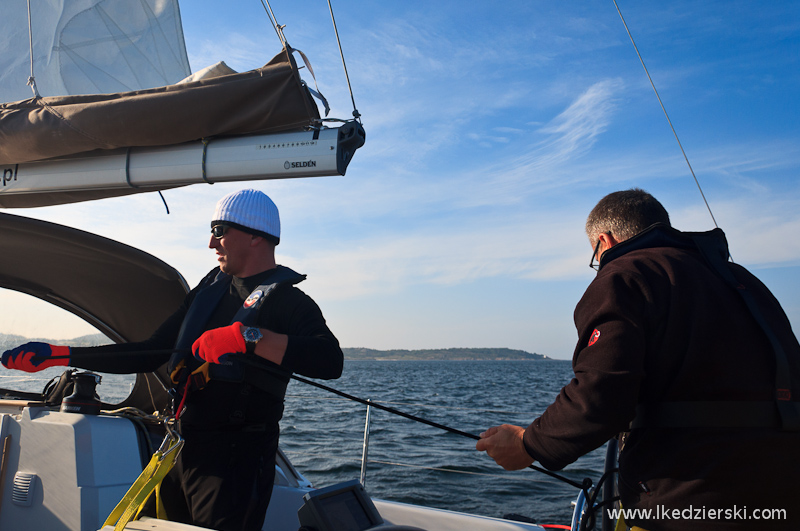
[211, 189, 280, 244]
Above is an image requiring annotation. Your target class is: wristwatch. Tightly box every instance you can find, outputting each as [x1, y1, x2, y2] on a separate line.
[242, 326, 263, 354]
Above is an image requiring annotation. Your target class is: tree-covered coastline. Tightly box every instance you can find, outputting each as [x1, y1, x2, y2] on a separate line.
[0, 334, 549, 361]
[342, 347, 548, 361]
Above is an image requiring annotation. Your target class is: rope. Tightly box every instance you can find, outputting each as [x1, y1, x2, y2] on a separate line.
[121, 149, 171, 214]
[288, 451, 547, 482]
[26, 0, 40, 98]
[286, 394, 539, 416]
[200, 138, 213, 184]
[157, 191, 171, 214]
[612, 0, 718, 229]
[284, 368, 591, 492]
[124, 148, 137, 188]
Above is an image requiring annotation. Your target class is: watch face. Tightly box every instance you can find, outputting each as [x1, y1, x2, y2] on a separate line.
[244, 327, 263, 342]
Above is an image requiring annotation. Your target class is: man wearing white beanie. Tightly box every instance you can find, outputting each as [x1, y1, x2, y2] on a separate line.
[3, 188, 343, 531]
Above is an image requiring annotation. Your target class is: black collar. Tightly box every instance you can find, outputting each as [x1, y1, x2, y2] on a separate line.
[598, 223, 730, 271]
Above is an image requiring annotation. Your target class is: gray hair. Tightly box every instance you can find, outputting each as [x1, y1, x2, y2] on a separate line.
[585, 188, 671, 247]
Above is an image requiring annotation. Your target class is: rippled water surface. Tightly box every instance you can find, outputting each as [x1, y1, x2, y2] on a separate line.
[280, 360, 606, 527]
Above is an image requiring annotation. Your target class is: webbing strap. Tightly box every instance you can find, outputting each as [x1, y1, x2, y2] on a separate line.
[292, 47, 330, 116]
[691, 231, 800, 431]
[630, 401, 796, 429]
[103, 435, 184, 530]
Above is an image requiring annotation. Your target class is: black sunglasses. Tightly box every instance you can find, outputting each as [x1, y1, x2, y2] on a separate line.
[590, 238, 602, 271]
[211, 225, 228, 239]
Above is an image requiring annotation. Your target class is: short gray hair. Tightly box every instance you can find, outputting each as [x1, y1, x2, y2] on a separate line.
[585, 188, 670, 247]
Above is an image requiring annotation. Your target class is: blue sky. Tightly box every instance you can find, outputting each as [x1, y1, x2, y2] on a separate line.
[4, 0, 800, 359]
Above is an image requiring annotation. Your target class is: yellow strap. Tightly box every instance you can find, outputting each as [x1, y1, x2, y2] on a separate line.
[131, 475, 168, 521]
[103, 437, 184, 530]
[614, 502, 626, 531]
[189, 362, 211, 390]
[614, 503, 651, 531]
[170, 359, 212, 390]
[170, 359, 186, 385]
[103, 451, 161, 527]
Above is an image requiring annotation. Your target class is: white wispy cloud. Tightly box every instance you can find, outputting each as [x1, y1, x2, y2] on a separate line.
[281, 214, 590, 303]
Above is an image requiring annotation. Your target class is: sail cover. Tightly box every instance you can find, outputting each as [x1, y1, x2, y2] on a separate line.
[0, 47, 321, 166]
[0, 0, 191, 102]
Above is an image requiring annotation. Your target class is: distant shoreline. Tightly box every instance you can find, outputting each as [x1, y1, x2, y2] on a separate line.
[344, 358, 561, 361]
[342, 347, 550, 361]
[0, 334, 553, 361]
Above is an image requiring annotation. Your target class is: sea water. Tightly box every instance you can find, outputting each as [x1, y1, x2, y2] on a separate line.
[0, 359, 606, 527]
[280, 360, 605, 527]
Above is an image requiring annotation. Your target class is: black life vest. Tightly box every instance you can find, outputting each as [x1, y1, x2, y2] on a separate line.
[168, 265, 306, 397]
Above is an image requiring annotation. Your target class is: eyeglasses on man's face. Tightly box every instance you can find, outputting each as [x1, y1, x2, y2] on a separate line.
[211, 225, 228, 239]
[590, 238, 602, 271]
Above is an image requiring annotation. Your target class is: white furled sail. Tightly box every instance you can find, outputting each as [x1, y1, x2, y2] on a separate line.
[0, 0, 190, 102]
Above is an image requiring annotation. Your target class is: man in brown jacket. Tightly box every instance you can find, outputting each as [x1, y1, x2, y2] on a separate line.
[477, 189, 800, 530]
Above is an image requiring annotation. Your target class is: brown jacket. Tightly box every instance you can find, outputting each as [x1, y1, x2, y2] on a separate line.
[523, 225, 800, 530]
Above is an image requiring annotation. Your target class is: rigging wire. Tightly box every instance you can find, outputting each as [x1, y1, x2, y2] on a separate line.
[257, 0, 358, 122]
[259, 0, 287, 46]
[327, 0, 362, 122]
[612, 0, 718, 229]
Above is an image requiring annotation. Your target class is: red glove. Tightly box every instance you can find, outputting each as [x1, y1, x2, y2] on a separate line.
[2, 342, 70, 372]
[192, 322, 246, 364]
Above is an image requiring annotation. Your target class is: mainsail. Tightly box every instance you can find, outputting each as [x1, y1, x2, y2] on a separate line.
[0, 0, 191, 102]
[0, 0, 365, 209]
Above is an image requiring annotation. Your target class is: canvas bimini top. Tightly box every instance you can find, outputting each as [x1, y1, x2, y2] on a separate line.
[0, 212, 188, 343]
